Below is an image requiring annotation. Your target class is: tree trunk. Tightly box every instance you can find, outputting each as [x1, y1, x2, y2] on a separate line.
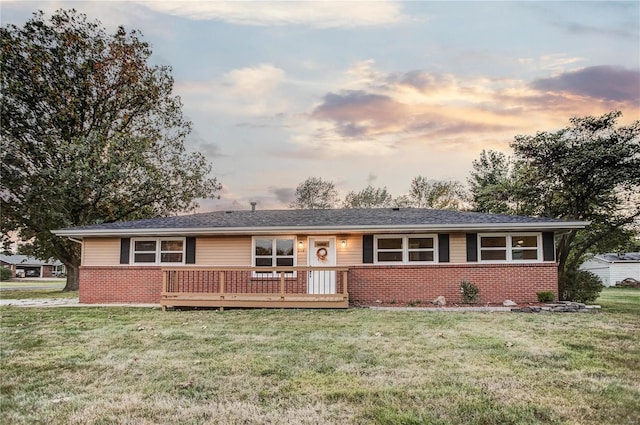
[63, 263, 80, 292]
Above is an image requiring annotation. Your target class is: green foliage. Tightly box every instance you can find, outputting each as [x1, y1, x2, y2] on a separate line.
[460, 280, 480, 303]
[468, 112, 640, 295]
[290, 177, 339, 209]
[536, 291, 555, 303]
[468, 150, 513, 214]
[0, 10, 221, 290]
[0, 267, 12, 281]
[396, 175, 466, 209]
[560, 269, 603, 303]
[343, 185, 394, 208]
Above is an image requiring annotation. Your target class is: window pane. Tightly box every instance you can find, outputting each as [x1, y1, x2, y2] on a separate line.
[276, 258, 294, 267]
[378, 252, 403, 262]
[408, 238, 433, 249]
[255, 258, 273, 267]
[135, 241, 156, 251]
[161, 240, 183, 251]
[513, 249, 538, 260]
[255, 239, 272, 256]
[480, 250, 506, 261]
[409, 251, 434, 262]
[134, 253, 156, 263]
[161, 253, 183, 263]
[481, 237, 506, 248]
[378, 238, 402, 249]
[276, 239, 294, 256]
[512, 236, 538, 248]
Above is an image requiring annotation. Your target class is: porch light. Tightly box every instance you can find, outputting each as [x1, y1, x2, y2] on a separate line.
[298, 240, 304, 250]
[341, 239, 347, 248]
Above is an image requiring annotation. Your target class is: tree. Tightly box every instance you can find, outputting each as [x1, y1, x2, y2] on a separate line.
[290, 177, 339, 209]
[1, 10, 221, 291]
[342, 185, 394, 208]
[469, 111, 640, 298]
[468, 150, 512, 214]
[395, 176, 466, 209]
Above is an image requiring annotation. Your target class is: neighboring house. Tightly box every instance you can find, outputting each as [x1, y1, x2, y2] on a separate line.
[0, 254, 66, 278]
[580, 253, 640, 287]
[53, 208, 587, 308]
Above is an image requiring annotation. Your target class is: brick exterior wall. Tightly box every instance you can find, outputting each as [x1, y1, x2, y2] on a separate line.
[349, 263, 558, 305]
[79, 266, 163, 304]
[79, 263, 558, 305]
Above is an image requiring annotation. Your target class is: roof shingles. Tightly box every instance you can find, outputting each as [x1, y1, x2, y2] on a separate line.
[56, 208, 580, 234]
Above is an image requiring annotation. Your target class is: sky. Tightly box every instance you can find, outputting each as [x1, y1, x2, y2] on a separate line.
[2, 1, 639, 211]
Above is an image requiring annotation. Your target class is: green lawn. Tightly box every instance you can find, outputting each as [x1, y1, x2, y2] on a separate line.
[0, 288, 638, 424]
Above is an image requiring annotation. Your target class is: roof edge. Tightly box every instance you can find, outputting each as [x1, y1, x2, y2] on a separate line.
[53, 221, 589, 238]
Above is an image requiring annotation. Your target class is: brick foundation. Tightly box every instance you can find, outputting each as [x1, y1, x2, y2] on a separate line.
[349, 263, 558, 305]
[79, 266, 163, 304]
[79, 263, 558, 306]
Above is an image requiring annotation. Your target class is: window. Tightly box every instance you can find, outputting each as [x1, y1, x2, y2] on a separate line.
[132, 238, 184, 264]
[478, 233, 540, 262]
[374, 235, 436, 264]
[253, 237, 296, 275]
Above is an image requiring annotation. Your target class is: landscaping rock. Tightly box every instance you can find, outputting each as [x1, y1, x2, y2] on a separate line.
[432, 296, 446, 306]
[511, 301, 600, 313]
[503, 300, 518, 307]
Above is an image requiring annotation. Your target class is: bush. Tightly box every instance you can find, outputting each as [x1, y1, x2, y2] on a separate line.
[0, 267, 12, 281]
[460, 280, 479, 303]
[560, 269, 603, 303]
[536, 291, 555, 303]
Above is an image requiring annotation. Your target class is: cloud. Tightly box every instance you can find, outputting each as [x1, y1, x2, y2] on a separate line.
[311, 90, 407, 137]
[174, 63, 288, 117]
[137, 1, 408, 28]
[288, 62, 640, 161]
[531, 66, 640, 103]
[269, 187, 295, 204]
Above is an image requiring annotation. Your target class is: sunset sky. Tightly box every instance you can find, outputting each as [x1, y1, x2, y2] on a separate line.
[3, 1, 639, 211]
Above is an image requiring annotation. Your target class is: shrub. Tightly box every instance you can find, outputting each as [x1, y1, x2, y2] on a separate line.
[536, 291, 555, 303]
[0, 267, 12, 281]
[560, 269, 603, 303]
[460, 280, 479, 303]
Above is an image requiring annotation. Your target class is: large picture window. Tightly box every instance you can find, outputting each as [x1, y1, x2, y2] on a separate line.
[478, 233, 541, 262]
[253, 237, 296, 275]
[132, 238, 184, 265]
[374, 235, 436, 264]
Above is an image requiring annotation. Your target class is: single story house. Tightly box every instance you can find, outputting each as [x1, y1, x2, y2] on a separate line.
[53, 208, 587, 309]
[0, 254, 66, 278]
[580, 253, 640, 287]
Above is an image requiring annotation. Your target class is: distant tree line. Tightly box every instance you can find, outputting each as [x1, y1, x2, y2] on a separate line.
[290, 176, 467, 210]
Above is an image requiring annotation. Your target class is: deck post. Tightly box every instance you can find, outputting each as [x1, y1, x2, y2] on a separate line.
[279, 271, 285, 297]
[161, 270, 168, 312]
[343, 270, 348, 298]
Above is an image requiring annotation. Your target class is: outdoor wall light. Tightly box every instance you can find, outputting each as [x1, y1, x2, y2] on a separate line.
[341, 239, 347, 248]
[298, 240, 304, 250]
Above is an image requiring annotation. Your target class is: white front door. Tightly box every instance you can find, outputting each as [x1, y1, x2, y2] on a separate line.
[308, 237, 336, 294]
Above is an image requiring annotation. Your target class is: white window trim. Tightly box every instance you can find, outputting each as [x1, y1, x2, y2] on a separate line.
[374, 234, 438, 265]
[251, 236, 297, 277]
[477, 232, 542, 263]
[131, 237, 186, 265]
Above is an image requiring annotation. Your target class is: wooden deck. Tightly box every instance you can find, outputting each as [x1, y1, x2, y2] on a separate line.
[161, 266, 349, 309]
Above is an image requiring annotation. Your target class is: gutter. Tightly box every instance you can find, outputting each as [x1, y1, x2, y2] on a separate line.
[52, 221, 589, 238]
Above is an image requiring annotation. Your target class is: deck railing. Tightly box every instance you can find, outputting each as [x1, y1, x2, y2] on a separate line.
[161, 266, 349, 309]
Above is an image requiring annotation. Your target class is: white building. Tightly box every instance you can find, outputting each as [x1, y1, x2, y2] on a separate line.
[580, 253, 640, 287]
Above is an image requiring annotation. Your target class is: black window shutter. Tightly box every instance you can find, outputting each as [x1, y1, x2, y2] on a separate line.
[542, 232, 555, 262]
[186, 237, 196, 264]
[466, 233, 478, 262]
[438, 234, 450, 263]
[362, 235, 374, 264]
[120, 238, 130, 264]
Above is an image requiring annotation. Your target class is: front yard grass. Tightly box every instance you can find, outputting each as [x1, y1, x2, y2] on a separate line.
[0, 288, 638, 424]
